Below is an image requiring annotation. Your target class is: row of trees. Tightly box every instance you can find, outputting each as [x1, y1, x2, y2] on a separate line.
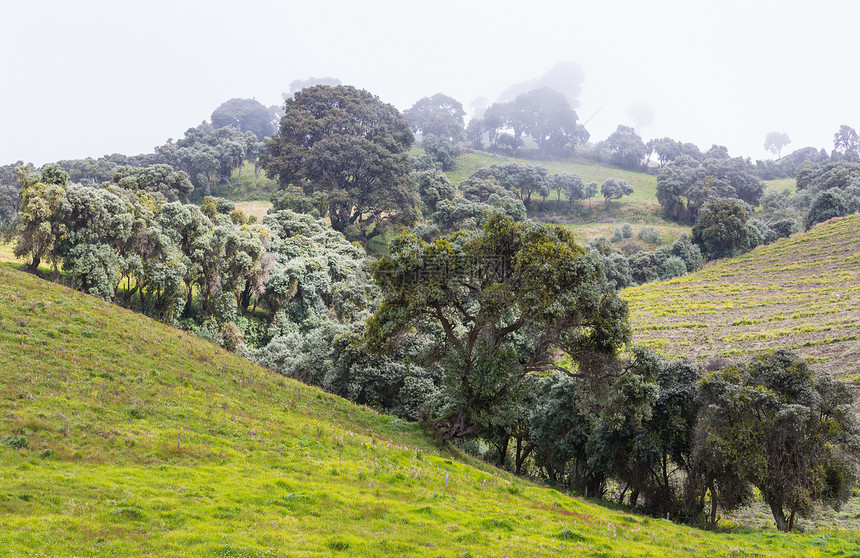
[656, 153, 765, 223]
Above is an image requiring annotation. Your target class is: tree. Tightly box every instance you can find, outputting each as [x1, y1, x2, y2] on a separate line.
[421, 134, 460, 171]
[550, 173, 584, 206]
[481, 88, 588, 156]
[764, 132, 791, 159]
[414, 168, 456, 213]
[806, 190, 848, 230]
[367, 215, 630, 440]
[606, 125, 646, 170]
[56, 185, 134, 300]
[515, 88, 586, 156]
[13, 165, 69, 274]
[403, 93, 466, 142]
[701, 157, 765, 206]
[493, 163, 550, 205]
[261, 85, 417, 244]
[697, 350, 860, 531]
[691, 198, 750, 260]
[646, 138, 681, 167]
[211, 98, 276, 140]
[833, 125, 859, 158]
[600, 177, 634, 207]
[113, 164, 194, 203]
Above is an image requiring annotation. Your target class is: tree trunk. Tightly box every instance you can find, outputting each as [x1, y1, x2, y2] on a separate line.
[618, 484, 629, 505]
[184, 283, 194, 318]
[769, 502, 790, 532]
[514, 438, 534, 475]
[432, 407, 478, 440]
[496, 436, 509, 468]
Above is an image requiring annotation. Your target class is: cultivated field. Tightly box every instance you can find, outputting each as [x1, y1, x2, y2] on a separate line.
[624, 214, 860, 382]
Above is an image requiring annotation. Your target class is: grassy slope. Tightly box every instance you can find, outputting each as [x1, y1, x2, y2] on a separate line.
[623, 214, 860, 381]
[445, 150, 692, 246]
[1, 269, 856, 556]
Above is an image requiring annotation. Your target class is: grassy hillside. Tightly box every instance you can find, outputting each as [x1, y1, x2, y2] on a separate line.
[623, 214, 860, 381]
[441, 149, 692, 245]
[2, 268, 858, 555]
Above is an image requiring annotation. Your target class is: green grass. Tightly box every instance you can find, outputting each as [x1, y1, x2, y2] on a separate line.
[2, 266, 860, 555]
[763, 177, 797, 194]
[623, 214, 860, 380]
[207, 161, 277, 202]
[235, 200, 273, 222]
[442, 149, 687, 245]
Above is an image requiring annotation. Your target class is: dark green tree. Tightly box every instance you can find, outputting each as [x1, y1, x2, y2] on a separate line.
[606, 125, 646, 170]
[551, 172, 584, 208]
[113, 164, 194, 203]
[414, 168, 456, 213]
[261, 85, 417, 244]
[696, 350, 860, 531]
[806, 190, 848, 230]
[367, 215, 630, 440]
[600, 177, 634, 207]
[421, 134, 460, 171]
[691, 198, 750, 260]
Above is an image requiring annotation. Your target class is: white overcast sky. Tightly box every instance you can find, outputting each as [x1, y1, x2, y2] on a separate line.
[1, 0, 858, 166]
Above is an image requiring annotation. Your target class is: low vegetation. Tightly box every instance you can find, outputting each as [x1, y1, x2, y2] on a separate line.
[3, 266, 860, 556]
[624, 214, 860, 380]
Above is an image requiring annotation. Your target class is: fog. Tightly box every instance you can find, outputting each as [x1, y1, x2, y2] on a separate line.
[2, 0, 858, 165]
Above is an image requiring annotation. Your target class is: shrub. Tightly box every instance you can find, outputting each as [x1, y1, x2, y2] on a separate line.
[637, 226, 662, 244]
[1, 435, 28, 449]
[661, 256, 687, 280]
[769, 218, 797, 239]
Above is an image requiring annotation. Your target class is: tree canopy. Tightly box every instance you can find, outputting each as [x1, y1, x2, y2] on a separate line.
[211, 98, 277, 140]
[261, 85, 417, 244]
[403, 93, 466, 142]
[367, 215, 630, 440]
[697, 350, 860, 531]
[475, 87, 588, 156]
[606, 125, 646, 170]
[764, 131, 791, 159]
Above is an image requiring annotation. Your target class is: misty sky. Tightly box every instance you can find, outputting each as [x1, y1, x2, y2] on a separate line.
[2, 0, 858, 166]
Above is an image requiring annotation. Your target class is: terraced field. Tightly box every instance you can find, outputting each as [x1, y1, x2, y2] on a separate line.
[624, 214, 860, 381]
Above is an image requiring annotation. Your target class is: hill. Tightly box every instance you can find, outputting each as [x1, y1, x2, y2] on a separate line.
[1, 267, 857, 555]
[439, 149, 695, 247]
[623, 214, 860, 382]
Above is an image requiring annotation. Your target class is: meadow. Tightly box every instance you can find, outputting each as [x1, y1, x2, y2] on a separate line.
[2, 265, 858, 556]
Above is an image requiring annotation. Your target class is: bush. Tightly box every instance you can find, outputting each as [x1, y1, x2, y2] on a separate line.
[618, 240, 644, 256]
[1, 435, 28, 449]
[621, 223, 633, 238]
[661, 256, 687, 280]
[806, 190, 848, 230]
[769, 218, 797, 239]
[637, 226, 662, 244]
